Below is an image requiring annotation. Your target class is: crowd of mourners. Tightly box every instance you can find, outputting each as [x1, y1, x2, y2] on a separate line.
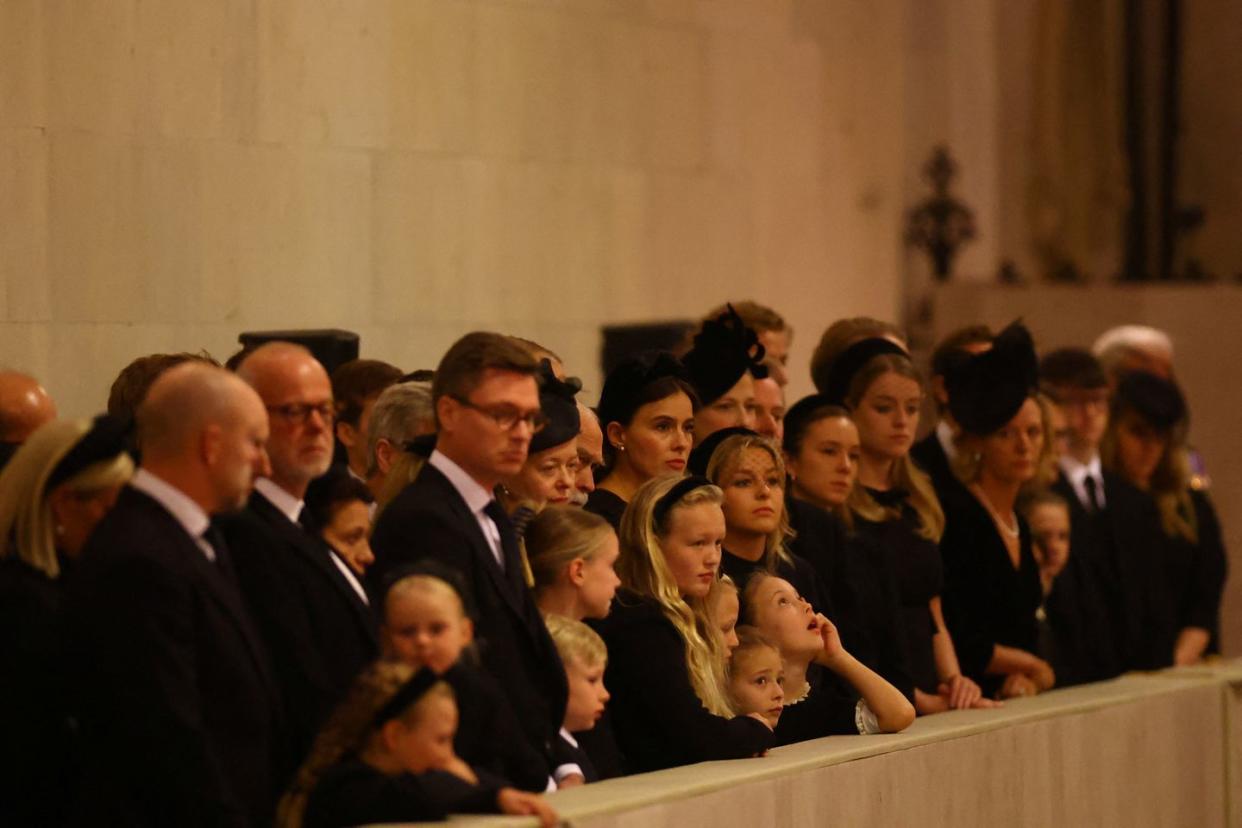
[0, 301, 1227, 827]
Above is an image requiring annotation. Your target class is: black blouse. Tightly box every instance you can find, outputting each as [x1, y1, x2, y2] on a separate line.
[852, 489, 944, 695]
[583, 489, 627, 532]
[773, 663, 862, 745]
[303, 759, 502, 828]
[939, 487, 1042, 696]
[592, 590, 773, 773]
[786, 496, 915, 703]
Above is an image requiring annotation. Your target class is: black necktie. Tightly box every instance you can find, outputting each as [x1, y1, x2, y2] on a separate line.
[296, 505, 319, 535]
[483, 500, 525, 594]
[1084, 474, 1103, 513]
[202, 522, 236, 582]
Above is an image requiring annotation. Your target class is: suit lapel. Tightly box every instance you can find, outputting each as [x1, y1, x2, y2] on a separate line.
[422, 466, 527, 618]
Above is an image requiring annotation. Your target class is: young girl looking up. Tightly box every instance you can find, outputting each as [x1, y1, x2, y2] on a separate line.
[595, 474, 774, 773]
[279, 663, 556, 828]
[380, 572, 550, 793]
[740, 572, 914, 744]
[727, 627, 785, 729]
[526, 506, 621, 620]
[588, 353, 699, 530]
[544, 614, 611, 787]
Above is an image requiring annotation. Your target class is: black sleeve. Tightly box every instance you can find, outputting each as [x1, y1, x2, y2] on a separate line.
[1184, 491, 1228, 638]
[939, 511, 998, 683]
[449, 664, 550, 792]
[605, 611, 773, 768]
[370, 502, 481, 608]
[73, 555, 245, 826]
[417, 770, 503, 815]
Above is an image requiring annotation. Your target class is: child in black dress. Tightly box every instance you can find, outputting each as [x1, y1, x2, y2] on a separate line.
[708, 574, 742, 661]
[740, 571, 915, 744]
[278, 663, 556, 828]
[545, 613, 611, 787]
[527, 505, 621, 621]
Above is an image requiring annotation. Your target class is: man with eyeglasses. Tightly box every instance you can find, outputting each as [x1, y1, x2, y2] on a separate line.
[370, 331, 567, 792]
[221, 342, 378, 772]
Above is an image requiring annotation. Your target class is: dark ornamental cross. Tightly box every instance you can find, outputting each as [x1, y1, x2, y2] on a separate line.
[905, 146, 976, 282]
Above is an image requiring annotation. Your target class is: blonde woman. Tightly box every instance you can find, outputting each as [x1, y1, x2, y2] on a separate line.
[816, 324, 993, 715]
[0, 415, 133, 825]
[594, 474, 773, 773]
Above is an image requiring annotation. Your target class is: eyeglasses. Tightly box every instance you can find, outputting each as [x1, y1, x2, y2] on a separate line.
[266, 402, 335, 425]
[451, 395, 547, 433]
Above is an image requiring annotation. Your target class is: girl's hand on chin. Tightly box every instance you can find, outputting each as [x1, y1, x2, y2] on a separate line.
[816, 613, 846, 663]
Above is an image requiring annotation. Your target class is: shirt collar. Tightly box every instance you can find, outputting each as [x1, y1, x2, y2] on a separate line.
[559, 727, 579, 749]
[428, 450, 494, 516]
[130, 468, 211, 541]
[935, 420, 958, 461]
[254, 477, 305, 524]
[1059, 453, 1102, 484]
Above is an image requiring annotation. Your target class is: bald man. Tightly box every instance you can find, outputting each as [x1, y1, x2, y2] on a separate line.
[0, 371, 56, 469]
[221, 343, 377, 766]
[69, 363, 282, 827]
[571, 402, 604, 506]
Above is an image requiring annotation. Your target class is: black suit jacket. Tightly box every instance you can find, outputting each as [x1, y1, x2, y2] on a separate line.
[1050, 470, 1170, 675]
[369, 463, 566, 765]
[220, 490, 378, 773]
[911, 430, 972, 506]
[68, 486, 281, 827]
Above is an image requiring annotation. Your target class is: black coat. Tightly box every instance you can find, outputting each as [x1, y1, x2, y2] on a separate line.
[444, 661, 550, 792]
[1161, 489, 1229, 653]
[303, 760, 503, 828]
[552, 731, 599, 784]
[939, 487, 1042, 696]
[368, 463, 566, 767]
[0, 558, 78, 826]
[68, 486, 282, 827]
[773, 663, 862, 745]
[911, 431, 971, 505]
[220, 491, 378, 773]
[1051, 471, 1170, 674]
[593, 590, 773, 773]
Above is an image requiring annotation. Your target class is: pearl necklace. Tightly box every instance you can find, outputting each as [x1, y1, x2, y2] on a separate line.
[972, 485, 1019, 539]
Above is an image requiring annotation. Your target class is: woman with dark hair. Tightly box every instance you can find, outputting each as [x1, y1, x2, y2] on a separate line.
[305, 468, 377, 577]
[586, 353, 698, 530]
[938, 323, 1055, 699]
[0, 415, 134, 825]
[1101, 371, 1227, 665]
[780, 395, 913, 704]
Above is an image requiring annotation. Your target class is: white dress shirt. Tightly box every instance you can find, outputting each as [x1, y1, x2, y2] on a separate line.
[253, 478, 369, 605]
[428, 449, 504, 570]
[1058, 454, 1107, 511]
[130, 468, 216, 562]
[552, 727, 584, 787]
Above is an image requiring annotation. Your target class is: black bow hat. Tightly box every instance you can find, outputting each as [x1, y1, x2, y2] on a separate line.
[529, 359, 582, 453]
[687, 426, 758, 477]
[1114, 370, 1187, 433]
[682, 305, 768, 407]
[820, 338, 908, 406]
[596, 352, 691, 429]
[46, 414, 133, 490]
[946, 321, 1039, 435]
[372, 667, 442, 726]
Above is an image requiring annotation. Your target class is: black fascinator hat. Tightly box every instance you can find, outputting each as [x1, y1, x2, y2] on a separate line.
[46, 414, 134, 490]
[596, 352, 694, 430]
[529, 359, 581, 453]
[946, 321, 1039, 436]
[682, 305, 768, 407]
[819, 338, 908, 406]
[1113, 371, 1187, 433]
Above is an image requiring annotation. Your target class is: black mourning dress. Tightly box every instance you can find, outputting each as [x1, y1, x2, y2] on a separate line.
[303, 761, 505, 828]
[786, 496, 914, 703]
[852, 488, 943, 696]
[593, 589, 773, 773]
[939, 487, 1042, 697]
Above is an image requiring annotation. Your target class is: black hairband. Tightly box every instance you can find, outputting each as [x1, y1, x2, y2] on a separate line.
[372, 668, 442, 727]
[822, 338, 907, 405]
[652, 475, 713, 528]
